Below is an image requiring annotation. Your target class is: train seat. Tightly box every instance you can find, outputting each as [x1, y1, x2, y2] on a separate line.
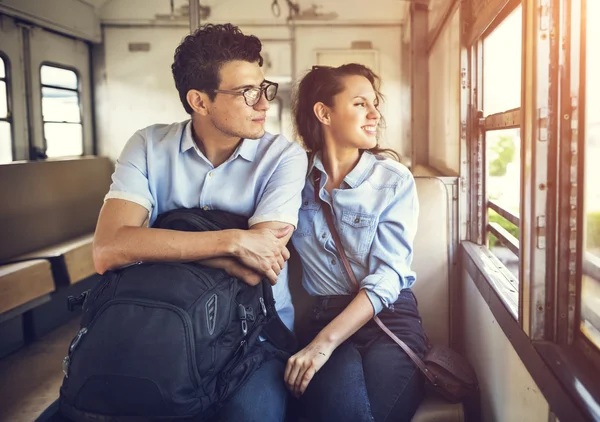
[411, 177, 462, 420]
[0, 157, 111, 283]
[0, 157, 112, 354]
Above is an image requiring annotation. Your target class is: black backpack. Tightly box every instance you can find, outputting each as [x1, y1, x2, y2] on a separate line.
[59, 209, 296, 421]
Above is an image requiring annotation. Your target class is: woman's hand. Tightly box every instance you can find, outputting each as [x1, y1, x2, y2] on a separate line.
[284, 342, 334, 397]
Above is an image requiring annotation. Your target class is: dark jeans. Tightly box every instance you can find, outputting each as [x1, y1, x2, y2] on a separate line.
[212, 341, 289, 422]
[298, 289, 427, 422]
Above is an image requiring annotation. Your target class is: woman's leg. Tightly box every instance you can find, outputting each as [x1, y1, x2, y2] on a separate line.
[360, 290, 427, 422]
[300, 341, 374, 422]
[362, 340, 423, 422]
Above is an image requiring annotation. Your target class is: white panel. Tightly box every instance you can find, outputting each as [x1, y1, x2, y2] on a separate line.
[99, 0, 407, 25]
[428, 9, 460, 175]
[0, 16, 28, 160]
[295, 26, 406, 157]
[94, 27, 190, 161]
[260, 41, 293, 83]
[28, 28, 93, 156]
[315, 50, 379, 73]
[0, 0, 100, 42]
[461, 269, 550, 422]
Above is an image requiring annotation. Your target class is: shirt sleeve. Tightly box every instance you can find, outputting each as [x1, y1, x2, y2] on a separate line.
[104, 129, 154, 213]
[248, 142, 308, 228]
[360, 173, 419, 314]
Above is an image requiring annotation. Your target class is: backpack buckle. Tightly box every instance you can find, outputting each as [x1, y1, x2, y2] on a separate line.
[238, 304, 248, 335]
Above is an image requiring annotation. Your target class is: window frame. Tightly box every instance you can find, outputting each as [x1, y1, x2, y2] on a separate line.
[0, 51, 14, 163]
[39, 62, 84, 158]
[471, 2, 524, 319]
[462, 0, 600, 419]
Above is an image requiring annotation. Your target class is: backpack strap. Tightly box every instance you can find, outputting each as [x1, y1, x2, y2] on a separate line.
[260, 280, 298, 353]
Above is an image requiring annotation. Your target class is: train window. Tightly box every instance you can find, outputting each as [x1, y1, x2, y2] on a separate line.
[0, 55, 12, 164]
[483, 6, 522, 115]
[580, 0, 600, 349]
[481, 6, 522, 284]
[40, 64, 83, 157]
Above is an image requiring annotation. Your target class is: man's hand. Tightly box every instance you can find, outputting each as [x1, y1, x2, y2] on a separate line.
[233, 226, 292, 285]
[200, 257, 262, 286]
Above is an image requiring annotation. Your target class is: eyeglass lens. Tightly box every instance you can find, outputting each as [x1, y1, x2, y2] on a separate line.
[245, 83, 277, 106]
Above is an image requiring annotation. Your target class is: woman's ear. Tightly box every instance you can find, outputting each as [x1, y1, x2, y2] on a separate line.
[186, 89, 210, 116]
[313, 102, 331, 125]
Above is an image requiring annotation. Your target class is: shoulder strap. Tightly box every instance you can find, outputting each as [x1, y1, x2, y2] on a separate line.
[313, 175, 438, 386]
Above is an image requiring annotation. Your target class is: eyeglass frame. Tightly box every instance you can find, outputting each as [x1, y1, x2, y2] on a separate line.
[212, 80, 279, 107]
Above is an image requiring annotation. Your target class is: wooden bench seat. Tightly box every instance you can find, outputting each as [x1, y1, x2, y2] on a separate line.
[15, 234, 95, 285]
[0, 260, 54, 315]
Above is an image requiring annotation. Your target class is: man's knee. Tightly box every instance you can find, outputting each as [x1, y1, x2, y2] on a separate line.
[214, 357, 288, 422]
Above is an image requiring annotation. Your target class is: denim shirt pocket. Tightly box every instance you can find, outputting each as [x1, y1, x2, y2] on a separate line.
[340, 211, 376, 255]
[295, 197, 320, 237]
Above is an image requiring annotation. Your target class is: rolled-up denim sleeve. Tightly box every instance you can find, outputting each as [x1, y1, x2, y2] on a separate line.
[104, 130, 154, 213]
[249, 141, 308, 228]
[360, 173, 419, 314]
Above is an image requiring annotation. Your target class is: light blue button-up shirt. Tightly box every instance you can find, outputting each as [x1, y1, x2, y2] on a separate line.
[105, 120, 308, 330]
[291, 151, 419, 314]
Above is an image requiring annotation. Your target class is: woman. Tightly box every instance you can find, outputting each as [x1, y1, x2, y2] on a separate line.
[285, 64, 427, 422]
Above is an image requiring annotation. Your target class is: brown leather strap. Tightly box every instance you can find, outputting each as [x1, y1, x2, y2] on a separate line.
[313, 175, 438, 387]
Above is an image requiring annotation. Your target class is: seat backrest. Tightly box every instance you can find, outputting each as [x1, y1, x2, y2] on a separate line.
[412, 176, 450, 346]
[0, 157, 113, 261]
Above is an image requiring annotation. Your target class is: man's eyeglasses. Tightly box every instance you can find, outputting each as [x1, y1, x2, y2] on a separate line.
[213, 81, 278, 107]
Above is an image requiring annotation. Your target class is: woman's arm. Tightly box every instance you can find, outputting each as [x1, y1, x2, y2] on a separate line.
[284, 289, 374, 397]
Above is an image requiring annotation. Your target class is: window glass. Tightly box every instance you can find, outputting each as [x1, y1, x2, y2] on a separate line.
[40, 65, 78, 90]
[41, 87, 81, 123]
[0, 121, 11, 164]
[580, 0, 600, 349]
[0, 81, 7, 118]
[40, 65, 83, 157]
[483, 6, 522, 115]
[44, 123, 83, 157]
[0, 55, 12, 163]
[486, 127, 521, 280]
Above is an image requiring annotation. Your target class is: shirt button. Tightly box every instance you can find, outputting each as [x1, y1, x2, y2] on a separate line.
[209, 172, 214, 177]
[331, 259, 336, 265]
[303, 201, 309, 206]
[321, 233, 327, 239]
[354, 217, 360, 223]
[203, 206, 209, 211]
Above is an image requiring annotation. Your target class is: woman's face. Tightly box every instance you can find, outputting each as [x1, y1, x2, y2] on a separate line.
[325, 74, 381, 150]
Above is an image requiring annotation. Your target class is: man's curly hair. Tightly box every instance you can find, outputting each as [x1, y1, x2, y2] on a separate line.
[172, 24, 264, 114]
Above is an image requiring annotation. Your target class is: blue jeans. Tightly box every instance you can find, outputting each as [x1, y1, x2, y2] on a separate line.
[211, 342, 289, 422]
[298, 290, 427, 422]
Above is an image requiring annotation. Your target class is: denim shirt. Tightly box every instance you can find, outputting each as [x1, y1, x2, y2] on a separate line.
[105, 120, 308, 330]
[291, 151, 419, 314]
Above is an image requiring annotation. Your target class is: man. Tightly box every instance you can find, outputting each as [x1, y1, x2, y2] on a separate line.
[93, 23, 307, 422]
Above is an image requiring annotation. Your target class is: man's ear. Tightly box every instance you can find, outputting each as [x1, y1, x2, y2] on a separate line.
[313, 102, 331, 125]
[186, 89, 210, 116]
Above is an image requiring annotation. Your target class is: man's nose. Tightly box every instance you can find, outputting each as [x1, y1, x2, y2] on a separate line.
[254, 90, 270, 111]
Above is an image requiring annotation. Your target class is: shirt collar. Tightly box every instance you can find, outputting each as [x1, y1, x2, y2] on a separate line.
[309, 150, 375, 188]
[180, 120, 196, 153]
[180, 120, 259, 162]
